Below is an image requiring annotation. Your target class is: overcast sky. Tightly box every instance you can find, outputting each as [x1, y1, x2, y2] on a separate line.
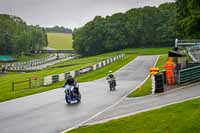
[0, 0, 174, 29]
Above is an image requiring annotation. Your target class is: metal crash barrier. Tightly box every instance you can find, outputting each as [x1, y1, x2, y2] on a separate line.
[178, 65, 200, 84]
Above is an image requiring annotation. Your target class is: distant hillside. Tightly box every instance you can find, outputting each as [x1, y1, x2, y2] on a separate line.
[45, 26, 72, 33]
[47, 33, 73, 50]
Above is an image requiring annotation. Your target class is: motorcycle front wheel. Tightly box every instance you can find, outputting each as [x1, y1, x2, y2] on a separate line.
[65, 94, 71, 104]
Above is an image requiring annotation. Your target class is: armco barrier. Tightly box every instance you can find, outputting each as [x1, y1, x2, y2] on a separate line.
[178, 65, 200, 84]
[52, 75, 59, 83]
[43, 76, 52, 85]
[186, 62, 200, 68]
[110, 58, 112, 62]
[43, 54, 125, 86]
[114, 57, 116, 61]
[64, 72, 70, 80]
[93, 64, 97, 70]
[75, 70, 80, 77]
[59, 73, 65, 81]
[70, 71, 75, 78]
[103, 61, 106, 66]
[107, 59, 110, 65]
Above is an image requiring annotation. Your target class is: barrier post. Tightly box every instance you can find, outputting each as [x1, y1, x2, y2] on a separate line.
[12, 82, 14, 91]
[29, 78, 32, 89]
[150, 68, 160, 94]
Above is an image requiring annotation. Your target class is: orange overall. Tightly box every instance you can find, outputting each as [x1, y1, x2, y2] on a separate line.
[164, 58, 176, 85]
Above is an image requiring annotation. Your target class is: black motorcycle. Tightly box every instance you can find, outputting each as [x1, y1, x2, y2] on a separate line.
[107, 79, 116, 91]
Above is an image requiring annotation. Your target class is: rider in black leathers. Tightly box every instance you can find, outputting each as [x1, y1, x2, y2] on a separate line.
[64, 75, 75, 86]
[106, 70, 117, 88]
[64, 75, 79, 96]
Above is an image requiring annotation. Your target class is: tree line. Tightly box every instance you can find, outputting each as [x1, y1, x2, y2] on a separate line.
[73, 3, 177, 56]
[73, 1, 200, 56]
[45, 26, 72, 33]
[0, 14, 48, 56]
[176, 0, 200, 39]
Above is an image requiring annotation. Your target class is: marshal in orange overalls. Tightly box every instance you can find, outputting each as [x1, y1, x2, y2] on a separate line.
[164, 57, 176, 85]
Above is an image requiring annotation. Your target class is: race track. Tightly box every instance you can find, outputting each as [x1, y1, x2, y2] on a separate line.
[0, 56, 157, 133]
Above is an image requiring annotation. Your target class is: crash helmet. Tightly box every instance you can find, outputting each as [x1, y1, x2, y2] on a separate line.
[67, 74, 72, 79]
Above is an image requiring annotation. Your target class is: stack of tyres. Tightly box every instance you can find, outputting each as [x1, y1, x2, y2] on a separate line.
[155, 73, 164, 93]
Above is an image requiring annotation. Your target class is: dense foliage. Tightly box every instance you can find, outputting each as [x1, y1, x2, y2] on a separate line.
[176, 0, 200, 39]
[0, 14, 48, 55]
[46, 26, 72, 33]
[73, 3, 176, 56]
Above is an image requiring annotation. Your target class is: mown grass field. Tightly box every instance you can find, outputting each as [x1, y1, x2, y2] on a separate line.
[0, 48, 170, 102]
[128, 54, 168, 97]
[47, 33, 73, 50]
[68, 97, 200, 133]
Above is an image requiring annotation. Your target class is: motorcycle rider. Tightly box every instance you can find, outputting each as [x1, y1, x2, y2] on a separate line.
[64, 75, 75, 86]
[106, 70, 116, 89]
[64, 75, 79, 96]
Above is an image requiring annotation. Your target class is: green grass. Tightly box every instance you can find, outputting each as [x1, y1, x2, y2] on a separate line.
[68, 97, 200, 133]
[47, 33, 73, 50]
[0, 48, 170, 102]
[128, 54, 168, 97]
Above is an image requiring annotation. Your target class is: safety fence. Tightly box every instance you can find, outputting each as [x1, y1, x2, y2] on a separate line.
[186, 62, 200, 68]
[176, 39, 200, 47]
[43, 54, 125, 86]
[178, 65, 200, 84]
[188, 46, 200, 62]
[1, 54, 66, 71]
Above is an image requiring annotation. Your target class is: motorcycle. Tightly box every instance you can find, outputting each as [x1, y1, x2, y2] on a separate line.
[107, 78, 116, 91]
[64, 84, 81, 104]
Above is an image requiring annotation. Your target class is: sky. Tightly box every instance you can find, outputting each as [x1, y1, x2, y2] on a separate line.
[0, 0, 175, 29]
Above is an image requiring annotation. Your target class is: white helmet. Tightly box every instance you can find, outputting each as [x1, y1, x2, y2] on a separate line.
[109, 70, 112, 73]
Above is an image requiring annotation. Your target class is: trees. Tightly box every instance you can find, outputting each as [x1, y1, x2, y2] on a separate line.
[176, 0, 200, 39]
[73, 3, 177, 56]
[0, 14, 48, 55]
[45, 26, 72, 33]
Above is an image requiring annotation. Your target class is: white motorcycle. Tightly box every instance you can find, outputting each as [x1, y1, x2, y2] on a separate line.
[64, 84, 81, 104]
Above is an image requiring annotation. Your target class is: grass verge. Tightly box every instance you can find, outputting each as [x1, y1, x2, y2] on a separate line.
[67, 97, 200, 133]
[128, 54, 168, 97]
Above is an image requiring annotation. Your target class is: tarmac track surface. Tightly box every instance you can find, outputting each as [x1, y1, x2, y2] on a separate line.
[0, 55, 157, 133]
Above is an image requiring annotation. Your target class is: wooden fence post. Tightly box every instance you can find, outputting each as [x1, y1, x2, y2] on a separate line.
[12, 82, 14, 91]
[29, 78, 32, 89]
